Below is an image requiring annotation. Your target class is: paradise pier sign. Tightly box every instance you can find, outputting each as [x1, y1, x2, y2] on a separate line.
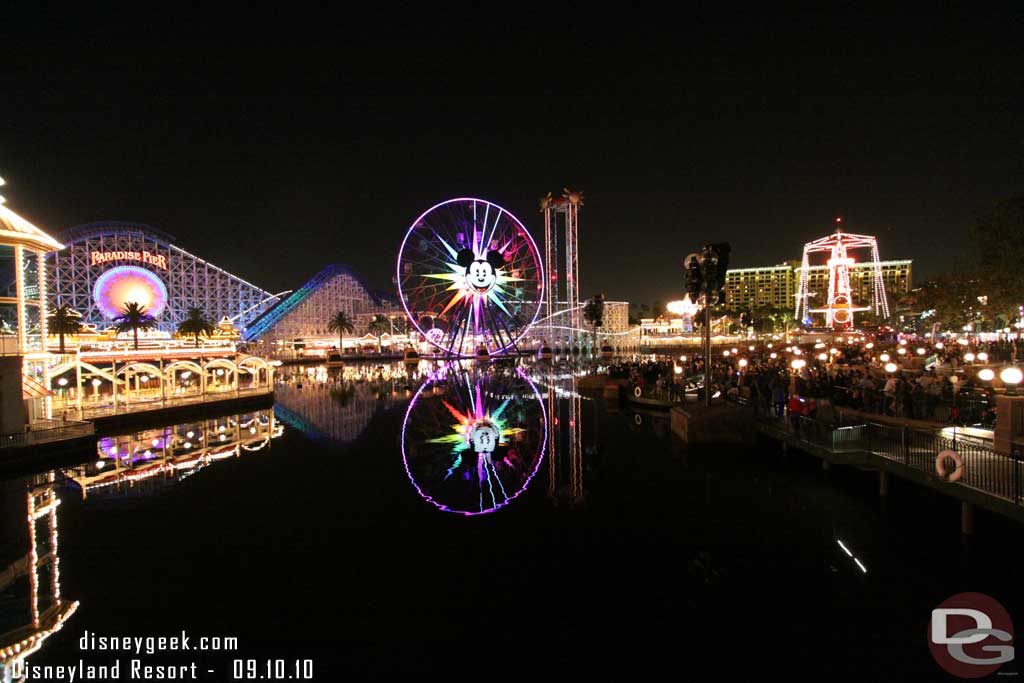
[90, 249, 168, 270]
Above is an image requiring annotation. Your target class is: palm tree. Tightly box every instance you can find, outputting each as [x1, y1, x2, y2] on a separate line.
[47, 303, 82, 354]
[114, 302, 157, 350]
[177, 307, 216, 347]
[327, 310, 355, 352]
[367, 314, 390, 353]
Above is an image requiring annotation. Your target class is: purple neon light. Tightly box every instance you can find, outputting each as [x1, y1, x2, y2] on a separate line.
[400, 367, 547, 516]
[93, 265, 168, 319]
[395, 197, 545, 357]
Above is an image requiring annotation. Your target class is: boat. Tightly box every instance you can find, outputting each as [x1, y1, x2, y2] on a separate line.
[326, 350, 345, 368]
[403, 348, 420, 364]
[600, 344, 614, 359]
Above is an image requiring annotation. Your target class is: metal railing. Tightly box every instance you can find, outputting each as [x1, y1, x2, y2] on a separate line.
[763, 410, 1023, 506]
[1, 419, 94, 449]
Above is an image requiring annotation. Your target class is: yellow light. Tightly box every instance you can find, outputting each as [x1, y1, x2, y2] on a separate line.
[674, 365, 683, 374]
[818, 353, 828, 361]
[770, 352, 777, 359]
[748, 345, 755, 351]
[1000, 367, 1023, 385]
[815, 342, 825, 349]
[829, 348, 838, 355]
[732, 347, 738, 353]
[884, 362, 898, 373]
[897, 347, 906, 355]
[978, 368, 995, 381]
[722, 350, 730, 357]
[767, 343, 773, 349]
[791, 359, 806, 370]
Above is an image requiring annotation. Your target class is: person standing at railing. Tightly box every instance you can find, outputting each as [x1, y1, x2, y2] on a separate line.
[788, 393, 803, 433]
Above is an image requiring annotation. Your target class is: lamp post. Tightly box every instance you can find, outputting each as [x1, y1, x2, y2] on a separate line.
[1001, 366, 1023, 396]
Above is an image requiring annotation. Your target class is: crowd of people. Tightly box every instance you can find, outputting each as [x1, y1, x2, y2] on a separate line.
[611, 335, 1015, 429]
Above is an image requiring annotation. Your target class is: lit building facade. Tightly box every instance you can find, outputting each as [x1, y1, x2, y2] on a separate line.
[724, 260, 912, 313]
[723, 264, 798, 310]
[0, 205, 64, 432]
[242, 263, 401, 344]
[797, 259, 912, 311]
[46, 223, 282, 336]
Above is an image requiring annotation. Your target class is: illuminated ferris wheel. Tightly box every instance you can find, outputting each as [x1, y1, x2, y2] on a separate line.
[396, 198, 544, 356]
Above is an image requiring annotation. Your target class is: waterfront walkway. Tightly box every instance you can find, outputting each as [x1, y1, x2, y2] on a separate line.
[756, 412, 1024, 526]
[52, 385, 274, 422]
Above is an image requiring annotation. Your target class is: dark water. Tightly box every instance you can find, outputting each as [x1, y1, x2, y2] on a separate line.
[2, 361, 1022, 680]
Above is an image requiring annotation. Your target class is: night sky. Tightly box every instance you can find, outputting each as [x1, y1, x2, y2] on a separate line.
[1, 8, 1021, 306]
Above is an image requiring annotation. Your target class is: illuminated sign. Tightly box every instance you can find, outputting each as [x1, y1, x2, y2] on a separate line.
[93, 265, 168, 319]
[91, 250, 168, 270]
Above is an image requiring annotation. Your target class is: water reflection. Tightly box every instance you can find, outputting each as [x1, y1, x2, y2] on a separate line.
[1, 473, 78, 681]
[61, 410, 282, 499]
[272, 364, 420, 445]
[401, 365, 547, 515]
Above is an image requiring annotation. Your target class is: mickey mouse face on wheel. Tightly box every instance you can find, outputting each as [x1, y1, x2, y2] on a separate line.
[469, 420, 500, 454]
[457, 248, 504, 294]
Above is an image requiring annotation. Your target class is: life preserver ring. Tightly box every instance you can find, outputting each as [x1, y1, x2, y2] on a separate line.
[634, 413, 643, 426]
[935, 449, 964, 482]
[634, 386, 642, 398]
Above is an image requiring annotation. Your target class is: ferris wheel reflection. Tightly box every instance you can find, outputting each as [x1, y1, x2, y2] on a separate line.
[400, 364, 547, 515]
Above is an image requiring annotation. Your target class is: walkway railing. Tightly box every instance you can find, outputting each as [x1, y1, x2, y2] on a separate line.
[52, 385, 273, 421]
[1, 419, 94, 449]
[762, 413, 1024, 507]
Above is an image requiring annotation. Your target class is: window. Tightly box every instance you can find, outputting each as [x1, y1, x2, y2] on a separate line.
[0, 245, 16, 298]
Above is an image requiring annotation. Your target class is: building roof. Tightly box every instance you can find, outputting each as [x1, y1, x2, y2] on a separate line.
[0, 204, 64, 252]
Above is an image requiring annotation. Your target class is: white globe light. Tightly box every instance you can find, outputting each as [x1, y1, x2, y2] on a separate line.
[791, 359, 806, 370]
[738, 358, 748, 367]
[92, 378, 102, 387]
[770, 352, 777, 359]
[793, 348, 802, 355]
[748, 345, 755, 351]
[977, 352, 989, 362]
[957, 338, 969, 346]
[1000, 367, 1023, 385]
[884, 363, 898, 373]
[897, 347, 907, 355]
[722, 350, 730, 357]
[674, 365, 683, 374]
[818, 353, 828, 361]
[879, 353, 890, 362]
[916, 348, 926, 356]
[935, 342, 944, 349]
[899, 339, 907, 345]
[964, 352, 975, 362]
[978, 368, 995, 381]
[865, 342, 874, 349]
